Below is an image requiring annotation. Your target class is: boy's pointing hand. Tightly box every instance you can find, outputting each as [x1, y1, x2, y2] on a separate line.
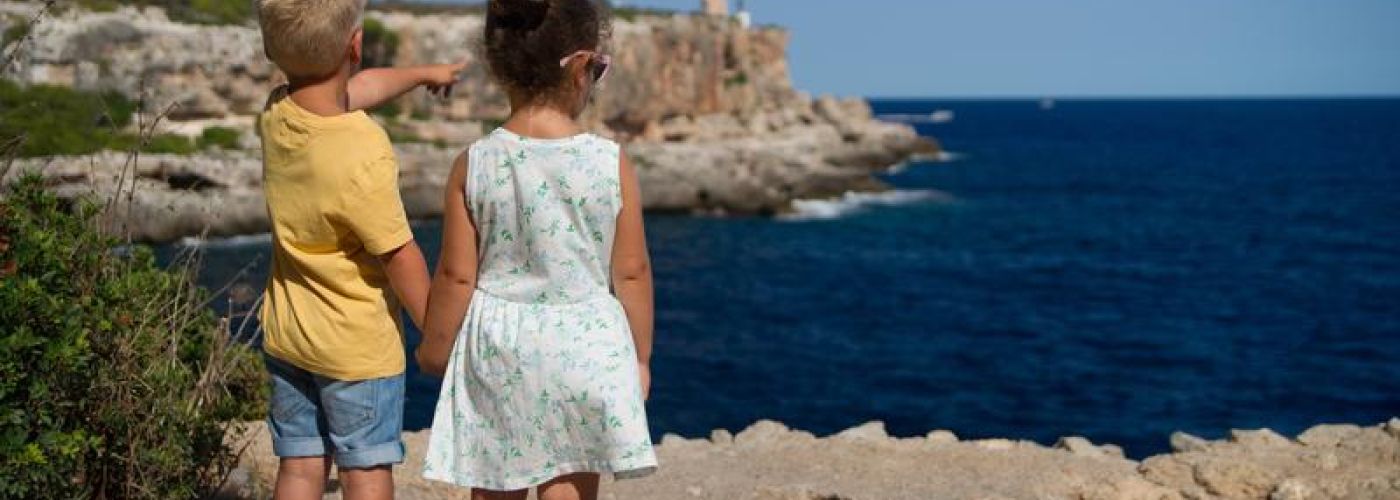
[424, 61, 469, 99]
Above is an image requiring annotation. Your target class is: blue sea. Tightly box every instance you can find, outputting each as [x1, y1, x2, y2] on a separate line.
[168, 99, 1400, 458]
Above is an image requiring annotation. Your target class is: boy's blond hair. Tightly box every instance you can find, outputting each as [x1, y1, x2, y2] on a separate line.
[256, 0, 367, 79]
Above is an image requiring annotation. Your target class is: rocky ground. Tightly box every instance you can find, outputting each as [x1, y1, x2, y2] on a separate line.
[222, 418, 1400, 500]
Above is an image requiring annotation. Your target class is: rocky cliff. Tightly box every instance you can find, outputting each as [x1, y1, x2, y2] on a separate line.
[0, 2, 936, 241]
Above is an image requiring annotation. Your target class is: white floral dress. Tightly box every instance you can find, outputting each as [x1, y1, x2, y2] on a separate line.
[422, 128, 658, 490]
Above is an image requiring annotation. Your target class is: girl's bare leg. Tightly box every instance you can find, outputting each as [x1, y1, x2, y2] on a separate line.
[537, 473, 600, 500]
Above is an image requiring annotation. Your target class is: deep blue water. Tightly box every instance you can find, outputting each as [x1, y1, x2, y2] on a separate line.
[167, 99, 1400, 457]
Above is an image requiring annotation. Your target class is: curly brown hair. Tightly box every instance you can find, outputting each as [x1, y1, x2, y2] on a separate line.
[484, 0, 611, 103]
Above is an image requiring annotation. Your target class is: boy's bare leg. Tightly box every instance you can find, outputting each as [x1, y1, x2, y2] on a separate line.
[537, 473, 600, 500]
[274, 456, 331, 500]
[340, 465, 395, 500]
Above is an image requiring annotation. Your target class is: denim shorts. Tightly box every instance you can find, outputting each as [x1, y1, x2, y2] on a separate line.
[264, 354, 405, 468]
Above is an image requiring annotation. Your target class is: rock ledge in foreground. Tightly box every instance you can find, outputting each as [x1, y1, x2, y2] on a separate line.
[223, 418, 1400, 500]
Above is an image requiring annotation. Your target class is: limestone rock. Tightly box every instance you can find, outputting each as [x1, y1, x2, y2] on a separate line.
[1270, 478, 1312, 500]
[711, 428, 734, 445]
[228, 419, 1400, 500]
[1055, 436, 1105, 458]
[832, 421, 889, 443]
[1231, 428, 1294, 448]
[1385, 418, 1400, 438]
[973, 438, 1016, 451]
[1308, 451, 1341, 471]
[1078, 477, 1184, 500]
[5, 3, 938, 239]
[925, 429, 958, 445]
[1169, 431, 1210, 453]
[1194, 459, 1282, 498]
[1297, 424, 1363, 448]
[1099, 444, 1127, 459]
[749, 486, 850, 500]
[734, 420, 792, 447]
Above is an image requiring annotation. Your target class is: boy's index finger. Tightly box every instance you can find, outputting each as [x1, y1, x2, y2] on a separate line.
[453, 61, 470, 82]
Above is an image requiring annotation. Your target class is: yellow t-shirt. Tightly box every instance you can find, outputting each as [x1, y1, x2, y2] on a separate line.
[257, 94, 412, 381]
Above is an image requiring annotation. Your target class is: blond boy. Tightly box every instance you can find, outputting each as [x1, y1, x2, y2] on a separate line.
[254, 0, 459, 497]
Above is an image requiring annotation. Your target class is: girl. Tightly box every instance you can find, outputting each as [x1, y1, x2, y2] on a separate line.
[415, 0, 657, 499]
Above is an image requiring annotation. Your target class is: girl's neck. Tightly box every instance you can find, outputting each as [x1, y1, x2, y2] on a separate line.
[501, 102, 583, 140]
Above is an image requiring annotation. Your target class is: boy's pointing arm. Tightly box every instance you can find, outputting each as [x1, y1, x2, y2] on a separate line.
[347, 62, 468, 112]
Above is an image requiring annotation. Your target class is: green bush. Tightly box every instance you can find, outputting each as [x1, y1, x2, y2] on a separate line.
[0, 80, 217, 157]
[371, 100, 403, 119]
[362, 17, 399, 69]
[74, 0, 253, 25]
[103, 132, 199, 155]
[2, 16, 29, 47]
[725, 71, 750, 88]
[481, 117, 507, 135]
[144, 133, 196, 154]
[0, 79, 136, 157]
[0, 174, 265, 498]
[197, 126, 242, 150]
[183, 0, 254, 25]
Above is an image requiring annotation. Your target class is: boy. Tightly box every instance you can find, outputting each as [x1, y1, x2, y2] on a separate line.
[254, 0, 462, 497]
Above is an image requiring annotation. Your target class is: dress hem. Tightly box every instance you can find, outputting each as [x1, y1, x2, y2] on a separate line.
[422, 459, 658, 491]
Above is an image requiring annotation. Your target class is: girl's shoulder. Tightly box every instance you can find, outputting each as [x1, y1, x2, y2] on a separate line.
[476, 127, 619, 151]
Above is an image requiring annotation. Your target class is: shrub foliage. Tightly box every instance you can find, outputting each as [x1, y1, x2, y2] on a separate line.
[197, 126, 242, 150]
[0, 80, 232, 157]
[74, 0, 253, 25]
[0, 174, 265, 498]
[362, 17, 400, 69]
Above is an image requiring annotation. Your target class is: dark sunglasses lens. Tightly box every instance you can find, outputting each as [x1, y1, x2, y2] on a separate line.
[591, 61, 609, 82]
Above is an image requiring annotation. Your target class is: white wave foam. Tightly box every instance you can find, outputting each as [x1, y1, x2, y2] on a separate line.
[937, 151, 964, 162]
[177, 232, 272, 248]
[781, 189, 950, 221]
[877, 109, 955, 124]
[908, 150, 965, 164]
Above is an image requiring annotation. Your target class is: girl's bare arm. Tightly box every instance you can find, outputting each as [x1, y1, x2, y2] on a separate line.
[415, 152, 479, 377]
[612, 153, 654, 397]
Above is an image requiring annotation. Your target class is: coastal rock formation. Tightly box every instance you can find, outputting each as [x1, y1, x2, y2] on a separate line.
[222, 418, 1400, 500]
[0, 94, 926, 241]
[3, 145, 458, 243]
[1, 2, 936, 241]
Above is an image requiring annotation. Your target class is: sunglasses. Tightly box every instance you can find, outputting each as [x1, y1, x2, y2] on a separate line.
[559, 50, 612, 83]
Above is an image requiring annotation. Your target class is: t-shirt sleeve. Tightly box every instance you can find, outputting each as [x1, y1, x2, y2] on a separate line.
[341, 153, 413, 255]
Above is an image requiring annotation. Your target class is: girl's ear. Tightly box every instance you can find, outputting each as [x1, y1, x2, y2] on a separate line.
[577, 65, 590, 91]
[564, 58, 583, 89]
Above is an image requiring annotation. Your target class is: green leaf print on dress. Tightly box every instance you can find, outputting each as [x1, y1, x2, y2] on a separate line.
[423, 129, 656, 491]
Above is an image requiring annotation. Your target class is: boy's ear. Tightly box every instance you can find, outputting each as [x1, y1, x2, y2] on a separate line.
[348, 28, 364, 67]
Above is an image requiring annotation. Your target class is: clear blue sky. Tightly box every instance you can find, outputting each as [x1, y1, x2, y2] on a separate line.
[611, 0, 1400, 98]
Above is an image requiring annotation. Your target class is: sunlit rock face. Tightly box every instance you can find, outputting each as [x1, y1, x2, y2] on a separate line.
[1, 2, 936, 241]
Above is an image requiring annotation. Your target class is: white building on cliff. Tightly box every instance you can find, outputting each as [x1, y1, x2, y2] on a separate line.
[701, 0, 751, 28]
[702, 0, 728, 16]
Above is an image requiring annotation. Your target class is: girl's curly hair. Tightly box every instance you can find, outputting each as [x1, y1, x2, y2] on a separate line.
[484, 0, 611, 102]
